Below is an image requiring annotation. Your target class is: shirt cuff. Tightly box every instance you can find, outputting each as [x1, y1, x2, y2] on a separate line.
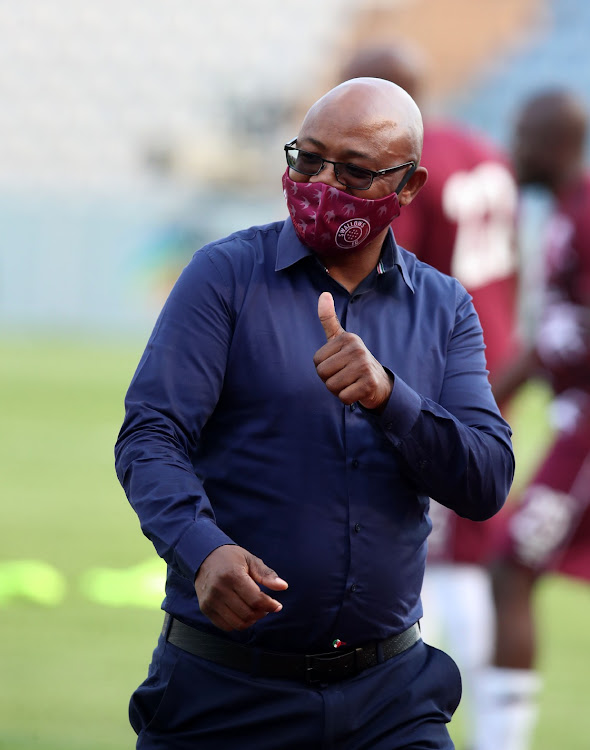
[379, 373, 422, 443]
[173, 518, 236, 582]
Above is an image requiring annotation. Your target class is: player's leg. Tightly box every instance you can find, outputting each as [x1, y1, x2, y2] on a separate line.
[421, 497, 499, 750]
[473, 406, 590, 750]
[443, 564, 495, 746]
[471, 559, 541, 750]
[422, 561, 494, 749]
[492, 559, 537, 669]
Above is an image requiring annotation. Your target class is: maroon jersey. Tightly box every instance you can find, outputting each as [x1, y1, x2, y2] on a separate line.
[394, 123, 520, 564]
[534, 174, 590, 395]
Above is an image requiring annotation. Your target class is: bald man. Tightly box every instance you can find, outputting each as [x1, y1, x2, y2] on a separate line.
[474, 89, 590, 750]
[116, 78, 514, 749]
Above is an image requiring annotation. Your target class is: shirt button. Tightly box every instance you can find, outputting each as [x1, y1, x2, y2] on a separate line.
[350, 583, 358, 593]
[351, 459, 359, 469]
[354, 523, 361, 533]
[350, 403, 357, 412]
[386, 423, 393, 431]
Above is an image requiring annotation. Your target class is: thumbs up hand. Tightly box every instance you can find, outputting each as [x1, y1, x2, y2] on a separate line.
[313, 292, 393, 412]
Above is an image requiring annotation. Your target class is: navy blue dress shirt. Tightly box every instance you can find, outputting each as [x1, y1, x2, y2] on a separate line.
[115, 219, 514, 654]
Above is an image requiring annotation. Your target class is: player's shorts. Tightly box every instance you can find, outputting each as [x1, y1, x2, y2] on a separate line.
[502, 390, 590, 580]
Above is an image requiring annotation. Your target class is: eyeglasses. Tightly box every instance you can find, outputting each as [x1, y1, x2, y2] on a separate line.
[284, 139, 416, 191]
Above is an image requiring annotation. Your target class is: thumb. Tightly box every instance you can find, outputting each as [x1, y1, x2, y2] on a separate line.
[318, 291, 345, 340]
[247, 554, 289, 592]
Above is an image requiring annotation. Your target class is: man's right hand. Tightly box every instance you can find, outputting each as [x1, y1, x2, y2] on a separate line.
[194, 545, 288, 631]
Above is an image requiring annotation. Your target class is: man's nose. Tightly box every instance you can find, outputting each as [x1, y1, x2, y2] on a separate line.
[309, 161, 343, 189]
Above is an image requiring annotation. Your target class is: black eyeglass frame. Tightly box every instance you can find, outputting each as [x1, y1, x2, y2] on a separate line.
[284, 138, 417, 192]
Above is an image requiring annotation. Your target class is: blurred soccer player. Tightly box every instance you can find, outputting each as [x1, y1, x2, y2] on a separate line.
[341, 44, 520, 748]
[473, 89, 590, 750]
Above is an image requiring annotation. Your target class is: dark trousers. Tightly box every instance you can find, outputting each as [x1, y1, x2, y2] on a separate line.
[130, 634, 462, 749]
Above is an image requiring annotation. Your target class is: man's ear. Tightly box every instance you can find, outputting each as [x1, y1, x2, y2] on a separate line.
[398, 166, 428, 207]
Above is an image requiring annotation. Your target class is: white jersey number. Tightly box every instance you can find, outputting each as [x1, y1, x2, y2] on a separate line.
[443, 162, 517, 290]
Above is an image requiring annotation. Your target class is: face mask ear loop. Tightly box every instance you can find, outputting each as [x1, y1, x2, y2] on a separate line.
[394, 162, 418, 195]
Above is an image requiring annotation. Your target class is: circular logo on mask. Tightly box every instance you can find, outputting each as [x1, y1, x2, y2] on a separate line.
[335, 218, 371, 248]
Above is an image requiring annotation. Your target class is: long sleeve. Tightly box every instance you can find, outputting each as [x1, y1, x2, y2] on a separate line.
[377, 286, 514, 520]
[115, 248, 237, 582]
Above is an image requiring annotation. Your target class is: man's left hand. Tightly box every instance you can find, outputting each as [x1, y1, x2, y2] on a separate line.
[313, 291, 393, 412]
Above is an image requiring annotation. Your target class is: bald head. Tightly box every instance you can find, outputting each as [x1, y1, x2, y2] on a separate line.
[301, 77, 424, 165]
[513, 88, 588, 190]
[339, 43, 428, 102]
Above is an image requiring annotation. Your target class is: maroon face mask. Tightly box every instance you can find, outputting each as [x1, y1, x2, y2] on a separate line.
[282, 169, 401, 255]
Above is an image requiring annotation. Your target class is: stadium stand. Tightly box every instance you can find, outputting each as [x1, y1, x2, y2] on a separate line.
[0, 0, 359, 188]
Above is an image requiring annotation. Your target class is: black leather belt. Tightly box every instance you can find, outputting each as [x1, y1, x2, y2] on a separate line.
[162, 613, 421, 685]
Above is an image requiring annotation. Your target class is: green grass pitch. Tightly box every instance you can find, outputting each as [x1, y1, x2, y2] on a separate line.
[0, 338, 588, 749]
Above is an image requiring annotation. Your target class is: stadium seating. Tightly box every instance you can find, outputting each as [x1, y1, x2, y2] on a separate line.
[0, 0, 359, 187]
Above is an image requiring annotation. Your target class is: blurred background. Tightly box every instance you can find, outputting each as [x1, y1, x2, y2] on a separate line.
[1, 1, 589, 748]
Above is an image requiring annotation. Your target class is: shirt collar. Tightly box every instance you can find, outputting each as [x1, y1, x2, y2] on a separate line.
[276, 219, 414, 293]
